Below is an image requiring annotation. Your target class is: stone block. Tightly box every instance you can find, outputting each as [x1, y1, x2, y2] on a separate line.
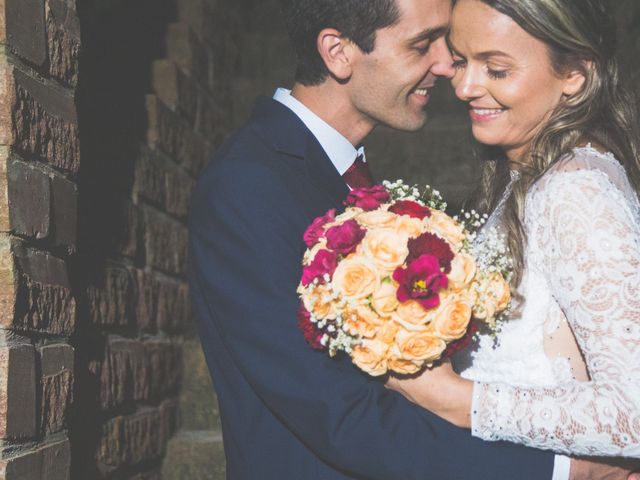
[0, 342, 37, 439]
[142, 207, 187, 277]
[3, 0, 47, 67]
[45, 0, 80, 87]
[118, 200, 139, 259]
[146, 95, 209, 174]
[50, 173, 77, 250]
[0, 437, 70, 480]
[6, 157, 51, 239]
[0, 236, 16, 326]
[11, 242, 75, 336]
[10, 67, 79, 173]
[135, 269, 158, 332]
[0, 149, 11, 232]
[95, 337, 146, 410]
[159, 397, 179, 442]
[166, 23, 209, 85]
[87, 266, 134, 329]
[96, 407, 164, 476]
[164, 166, 194, 221]
[152, 60, 198, 123]
[161, 431, 226, 480]
[133, 147, 165, 208]
[179, 339, 220, 431]
[156, 277, 190, 333]
[39, 343, 73, 435]
[144, 341, 181, 401]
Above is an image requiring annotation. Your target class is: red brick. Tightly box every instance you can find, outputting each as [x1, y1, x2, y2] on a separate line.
[0, 437, 70, 480]
[7, 157, 51, 240]
[11, 68, 79, 173]
[87, 266, 134, 329]
[96, 408, 164, 476]
[12, 242, 75, 336]
[142, 207, 187, 276]
[39, 344, 73, 435]
[144, 341, 182, 400]
[3, 0, 47, 67]
[45, 0, 80, 87]
[0, 342, 36, 439]
[94, 338, 146, 411]
[50, 173, 77, 250]
[146, 95, 209, 174]
[156, 277, 190, 333]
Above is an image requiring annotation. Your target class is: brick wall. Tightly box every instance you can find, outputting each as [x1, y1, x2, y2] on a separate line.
[0, 0, 78, 477]
[0, 0, 637, 479]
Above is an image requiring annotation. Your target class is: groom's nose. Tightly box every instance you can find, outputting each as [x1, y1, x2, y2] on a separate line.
[430, 38, 455, 79]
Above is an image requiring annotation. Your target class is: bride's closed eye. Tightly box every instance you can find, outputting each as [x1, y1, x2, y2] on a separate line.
[452, 58, 466, 70]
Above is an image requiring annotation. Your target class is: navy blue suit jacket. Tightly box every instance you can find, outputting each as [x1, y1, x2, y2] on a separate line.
[188, 97, 555, 479]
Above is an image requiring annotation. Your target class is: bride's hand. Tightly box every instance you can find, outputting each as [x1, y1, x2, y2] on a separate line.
[385, 361, 473, 429]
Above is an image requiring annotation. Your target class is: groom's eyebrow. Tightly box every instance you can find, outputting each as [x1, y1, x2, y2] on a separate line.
[407, 25, 448, 45]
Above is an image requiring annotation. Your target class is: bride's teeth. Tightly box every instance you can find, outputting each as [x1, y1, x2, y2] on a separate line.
[474, 108, 503, 115]
[414, 88, 429, 96]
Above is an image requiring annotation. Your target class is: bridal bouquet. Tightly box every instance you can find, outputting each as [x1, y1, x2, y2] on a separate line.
[297, 181, 512, 376]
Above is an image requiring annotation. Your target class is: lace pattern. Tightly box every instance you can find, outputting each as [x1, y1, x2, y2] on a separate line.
[463, 147, 640, 458]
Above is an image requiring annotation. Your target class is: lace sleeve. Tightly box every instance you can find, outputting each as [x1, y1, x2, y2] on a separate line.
[471, 169, 640, 458]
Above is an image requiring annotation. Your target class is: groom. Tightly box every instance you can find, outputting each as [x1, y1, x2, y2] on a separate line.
[188, 0, 637, 478]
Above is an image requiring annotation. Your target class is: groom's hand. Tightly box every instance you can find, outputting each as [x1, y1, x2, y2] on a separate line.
[569, 457, 640, 480]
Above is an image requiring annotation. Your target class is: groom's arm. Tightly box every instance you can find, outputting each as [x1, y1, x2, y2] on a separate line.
[189, 159, 555, 479]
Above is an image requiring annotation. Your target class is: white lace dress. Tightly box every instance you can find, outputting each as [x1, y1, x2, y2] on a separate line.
[456, 146, 640, 458]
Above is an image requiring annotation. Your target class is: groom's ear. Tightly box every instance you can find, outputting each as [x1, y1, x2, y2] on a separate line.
[317, 28, 354, 81]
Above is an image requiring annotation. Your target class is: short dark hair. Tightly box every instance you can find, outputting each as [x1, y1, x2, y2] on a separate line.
[280, 0, 400, 85]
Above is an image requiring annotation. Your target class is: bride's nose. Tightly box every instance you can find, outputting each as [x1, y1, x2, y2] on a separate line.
[454, 67, 485, 101]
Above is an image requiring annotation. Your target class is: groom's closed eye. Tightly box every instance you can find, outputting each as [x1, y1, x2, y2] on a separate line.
[407, 26, 448, 55]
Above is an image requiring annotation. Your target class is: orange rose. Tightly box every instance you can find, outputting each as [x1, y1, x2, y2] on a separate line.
[352, 339, 389, 376]
[332, 255, 379, 300]
[355, 210, 397, 229]
[488, 273, 511, 311]
[371, 280, 400, 317]
[448, 253, 477, 291]
[394, 300, 432, 330]
[376, 321, 400, 344]
[395, 215, 424, 239]
[302, 284, 339, 319]
[433, 294, 472, 341]
[427, 209, 465, 249]
[343, 305, 383, 339]
[387, 356, 422, 375]
[395, 329, 446, 363]
[358, 229, 409, 272]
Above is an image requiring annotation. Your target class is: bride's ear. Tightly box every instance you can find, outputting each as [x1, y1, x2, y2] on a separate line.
[317, 28, 354, 81]
[562, 61, 590, 97]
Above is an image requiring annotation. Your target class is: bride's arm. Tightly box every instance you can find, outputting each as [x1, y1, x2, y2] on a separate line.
[388, 170, 640, 458]
[472, 170, 640, 457]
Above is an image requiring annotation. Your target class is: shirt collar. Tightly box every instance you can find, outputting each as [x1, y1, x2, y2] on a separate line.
[273, 88, 365, 175]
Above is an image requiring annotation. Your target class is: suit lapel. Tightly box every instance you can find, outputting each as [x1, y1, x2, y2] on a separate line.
[249, 97, 350, 208]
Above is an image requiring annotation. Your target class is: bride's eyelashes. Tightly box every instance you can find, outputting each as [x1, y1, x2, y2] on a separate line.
[487, 67, 509, 79]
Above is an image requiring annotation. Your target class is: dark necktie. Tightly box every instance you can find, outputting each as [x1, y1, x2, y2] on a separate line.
[342, 154, 374, 189]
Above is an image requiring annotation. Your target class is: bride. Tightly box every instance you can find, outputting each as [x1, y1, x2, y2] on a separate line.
[387, 0, 640, 460]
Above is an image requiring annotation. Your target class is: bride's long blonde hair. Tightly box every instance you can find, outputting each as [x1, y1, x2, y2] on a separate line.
[463, 0, 640, 287]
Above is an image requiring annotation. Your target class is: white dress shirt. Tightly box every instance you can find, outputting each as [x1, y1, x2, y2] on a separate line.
[273, 88, 364, 177]
[273, 87, 569, 480]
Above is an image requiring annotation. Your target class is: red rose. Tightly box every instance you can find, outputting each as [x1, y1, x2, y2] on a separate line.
[393, 254, 448, 310]
[407, 232, 454, 273]
[301, 249, 338, 286]
[344, 185, 391, 211]
[303, 209, 336, 247]
[297, 303, 324, 350]
[388, 200, 431, 219]
[325, 220, 366, 255]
